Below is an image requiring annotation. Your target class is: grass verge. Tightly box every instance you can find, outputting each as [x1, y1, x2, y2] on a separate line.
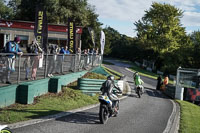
[177, 100, 200, 133]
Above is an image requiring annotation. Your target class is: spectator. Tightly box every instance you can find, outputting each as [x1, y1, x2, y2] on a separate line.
[31, 41, 43, 80]
[95, 47, 99, 55]
[163, 75, 169, 85]
[77, 47, 82, 65]
[23, 56, 31, 80]
[56, 46, 70, 74]
[22, 44, 33, 80]
[161, 75, 169, 91]
[47, 44, 58, 77]
[5, 37, 23, 84]
[77, 47, 81, 54]
[156, 75, 162, 90]
[27, 41, 35, 66]
[83, 49, 88, 69]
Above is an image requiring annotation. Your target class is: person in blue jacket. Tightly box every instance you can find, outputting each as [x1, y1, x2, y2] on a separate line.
[56, 46, 70, 74]
[5, 37, 23, 84]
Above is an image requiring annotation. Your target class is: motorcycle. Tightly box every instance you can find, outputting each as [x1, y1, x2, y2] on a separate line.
[0, 125, 12, 133]
[136, 85, 144, 98]
[98, 91, 121, 124]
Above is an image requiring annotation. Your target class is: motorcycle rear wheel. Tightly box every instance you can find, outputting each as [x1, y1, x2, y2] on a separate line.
[136, 88, 141, 98]
[99, 104, 109, 124]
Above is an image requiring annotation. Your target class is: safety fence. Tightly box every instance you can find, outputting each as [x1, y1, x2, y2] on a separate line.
[0, 53, 103, 87]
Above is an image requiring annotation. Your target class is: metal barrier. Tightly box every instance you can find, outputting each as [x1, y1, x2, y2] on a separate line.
[0, 53, 103, 87]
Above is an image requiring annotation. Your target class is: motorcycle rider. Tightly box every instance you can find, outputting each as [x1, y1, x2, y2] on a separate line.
[100, 75, 122, 114]
[134, 72, 144, 93]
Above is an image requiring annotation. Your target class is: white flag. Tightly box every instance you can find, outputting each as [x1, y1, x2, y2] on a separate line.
[100, 30, 105, 55]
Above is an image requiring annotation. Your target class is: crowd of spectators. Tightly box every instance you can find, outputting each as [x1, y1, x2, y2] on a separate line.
[0, 37, 101, 84]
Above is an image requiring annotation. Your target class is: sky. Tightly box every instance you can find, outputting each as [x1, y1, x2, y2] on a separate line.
[87, 0, 200, 37]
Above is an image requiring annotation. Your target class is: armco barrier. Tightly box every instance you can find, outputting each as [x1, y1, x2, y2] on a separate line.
[78, 78, 105, 94]
[0, 71, 88, 107]
[78, 78, 120, 95]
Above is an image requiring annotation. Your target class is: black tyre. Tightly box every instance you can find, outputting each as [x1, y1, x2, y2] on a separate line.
[137, 87, 141, 98]
[99, 104, 109, 124]
[137, 92, 141, 98]
[1, 127, 12, 133]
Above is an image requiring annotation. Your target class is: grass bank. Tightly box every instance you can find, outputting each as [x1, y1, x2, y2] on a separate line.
[177, 100, 200, 133]
[0, 82, 98, 124]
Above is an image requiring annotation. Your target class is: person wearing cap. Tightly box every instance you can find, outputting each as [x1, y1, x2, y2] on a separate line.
[5, 36, 23, 84]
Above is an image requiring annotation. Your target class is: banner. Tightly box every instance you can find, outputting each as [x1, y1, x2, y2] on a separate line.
[100, 30, 105, 55]
[68, 18, 76, 54]
[34, 5, 48, 53]
[88, 27, 95, 48]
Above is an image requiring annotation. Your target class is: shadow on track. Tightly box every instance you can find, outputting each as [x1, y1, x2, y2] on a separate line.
[126, 87, 171, 100]
[56, 111, 100, 124]
[145, 88, 171, 99]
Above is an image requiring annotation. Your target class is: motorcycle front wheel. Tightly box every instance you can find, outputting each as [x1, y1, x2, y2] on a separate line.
[1, 127, 12, 133]
[99, 104, 109, 124]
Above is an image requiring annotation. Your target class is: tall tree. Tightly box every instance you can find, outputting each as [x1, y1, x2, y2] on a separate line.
[135, 2, 186, 54]
[134, 2, 190, 73]
[5, 0, 102, 49]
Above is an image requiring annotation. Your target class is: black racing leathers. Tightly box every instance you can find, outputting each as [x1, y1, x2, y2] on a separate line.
[100, 79, 121, 102]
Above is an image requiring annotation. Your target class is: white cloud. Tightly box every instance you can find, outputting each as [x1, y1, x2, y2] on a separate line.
[182, 12, 200, 26]
[87, 0, 200, 37]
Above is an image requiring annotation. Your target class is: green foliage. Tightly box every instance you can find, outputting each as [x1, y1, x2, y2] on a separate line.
[103, 26, 139, 60]
[135, 2, 186, 54]
[189, 31, 200, 68]
[134, 2, 192, 73]
[3, 0, 102, 49]
[0, 0, 14, 19]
